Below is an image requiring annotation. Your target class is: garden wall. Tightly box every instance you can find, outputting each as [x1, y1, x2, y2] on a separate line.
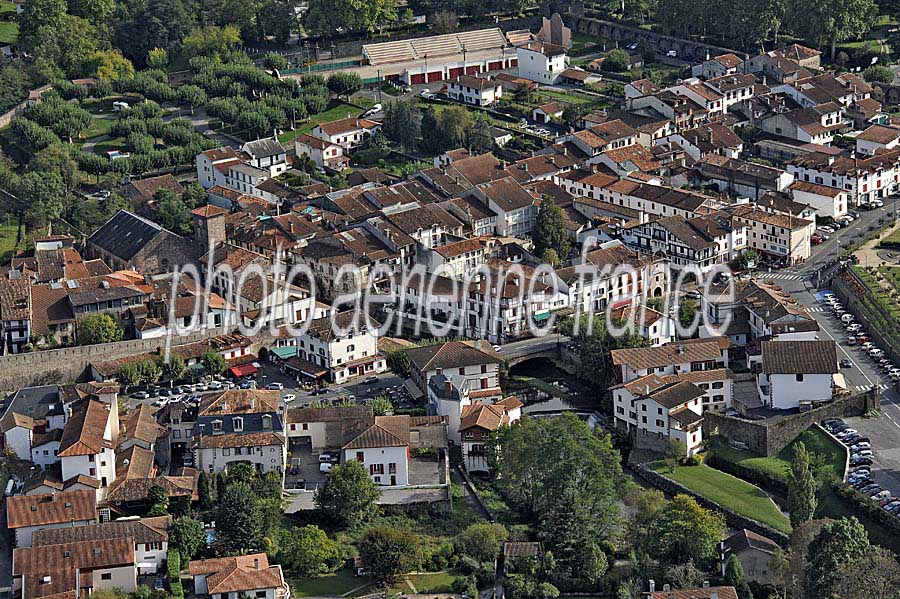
[832, 268, 900, 368]
[703, 393, 872, 457]
[631, 465, 790, 547]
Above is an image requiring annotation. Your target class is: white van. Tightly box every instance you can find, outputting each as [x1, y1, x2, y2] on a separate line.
[112, 101, 130, 111]
[841, 313, 854, 324]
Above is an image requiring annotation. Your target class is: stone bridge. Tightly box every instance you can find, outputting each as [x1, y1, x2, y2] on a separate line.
[500, 335, 566, 367]
[571, 16, 747, 63]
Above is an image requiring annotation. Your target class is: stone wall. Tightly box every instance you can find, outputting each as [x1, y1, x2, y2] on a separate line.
[0, 327, 287, 394]
[571, 16, 746, 63]
[832, 270, 900, 368]
[631, 464, 790, 547]
[703, 393, 872, 457]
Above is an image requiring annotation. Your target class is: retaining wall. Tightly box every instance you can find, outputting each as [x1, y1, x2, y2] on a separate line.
[703, 393, 872, 457]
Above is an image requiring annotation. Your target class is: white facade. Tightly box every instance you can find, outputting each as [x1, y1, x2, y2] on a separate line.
[31, 440, 60, 469]
[790, 184, 847, 219]
[758, 372, 833, 410]
[60, 448, 116, 488]
[295, 322, 384, 384]
[4, 425, 32, 460]
[447, 78, 503, 107]
[516, 44, 567, 84]
[194, 440, 286, 475]
[343, 445, 409, 486]
[14, 519, 96, 548]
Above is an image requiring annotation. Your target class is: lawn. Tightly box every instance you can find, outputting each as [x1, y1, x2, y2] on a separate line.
[0, 1, 15, 14]
[90, 137, 127, 155]
[646, 461, 792, 534]
[0, 223, 24, 263]
[403, 570, 460, 593]
[711, 428, 846, 484]
[278, 97, 376, 143]
[0, 19, 18, 45]
[535, 88, 599, 106]
[81, 116, 117, 140]
[290, 568, 369, 597]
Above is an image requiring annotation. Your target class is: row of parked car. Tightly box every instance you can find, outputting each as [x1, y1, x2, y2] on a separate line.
[822, 293, 900, 379]
[823, 419, 900, 514]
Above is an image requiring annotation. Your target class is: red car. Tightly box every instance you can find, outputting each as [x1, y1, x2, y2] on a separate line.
[811, 234, 823, 245]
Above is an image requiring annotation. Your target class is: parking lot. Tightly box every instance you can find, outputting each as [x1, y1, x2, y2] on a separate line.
[825, 416, 900, 515]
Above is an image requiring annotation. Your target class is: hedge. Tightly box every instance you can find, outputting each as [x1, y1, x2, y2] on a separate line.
[704, 453, 789, 497]
[832, 483, 900, 536]
[168, 550, 184, 599]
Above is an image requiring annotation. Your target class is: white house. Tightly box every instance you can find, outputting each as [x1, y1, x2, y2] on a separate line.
[611, 337, 731, 383]
[294, 134, 346, 170]
[30, 430, 62, 469]
[196, 147, 244, 190]
[447, 75, 503, 107]
[311, 118, 381, 151]
[787, 148, 900, 207]
[32, 515, 171, 576]
[730, 204, 813, 264]
[1, 412, 34, 461]
[754, 340, 837, 409]
[611, 376, 706, 456]
[855, 124, 900, 156]
[58, 399, 117, 488]
[466, 177, 538, 236]
[458, 399, 522, 472]
[189, 554, 288, 599]
[191, 390, 286, 475]
[691, 53, 743, 79]
[342, 416, 410, 487]
[516, 41, 568, 84]
[532, 102, 564, 124]
[789, 181, 847, 219]
[295, 311, 385, 384]
[7, 490, 97, 547]
[609, 304, 677, 346]
[12, 538, 137, 599]
[241, 138, 287, 178]
[407, 339, 504, 397]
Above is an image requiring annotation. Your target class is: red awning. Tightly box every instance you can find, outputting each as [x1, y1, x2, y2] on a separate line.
[230, 363, 259, 378]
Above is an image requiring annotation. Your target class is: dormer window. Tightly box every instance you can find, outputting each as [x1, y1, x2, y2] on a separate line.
[233, 417, 243, 432]
[212, 420, 222, 433]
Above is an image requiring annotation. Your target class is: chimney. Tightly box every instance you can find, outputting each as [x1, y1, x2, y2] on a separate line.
[648, 580, 655, 593]
[251, 396, 255, 410]
[710, 591, 718, 599]
[663, 584, 670, 592]
[444, 380, 452, 396]
[254, 558, 260, 570]
[703, 581, 710, 589]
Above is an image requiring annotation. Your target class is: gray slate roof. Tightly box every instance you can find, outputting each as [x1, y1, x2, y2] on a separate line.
[87, 210, 165, 262]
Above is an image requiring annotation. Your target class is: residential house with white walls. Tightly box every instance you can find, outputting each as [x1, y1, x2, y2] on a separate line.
[611, 375, 706, 456]
[787, 147, 900, 206]
[191, 389, 285, 475]
[466, 177, 538, 236]
[241, 138, 287, 178]
[408, 339, 503, 397]
[788, 181, 847, 219]
[189, 554, 288, 599]
[342, 416, 411, 487]
[458, 398, 522, 472]
[7, 490, 97, 547]
[12, 537, 137, 599]
[855, 124, 900, 156]
[691, 53, 743, 79]
[730, 204, 813, 264]
[610, 337, 731, 383]
[32, 515, 172, 576]
[195, 147, 245, 190]
[58, 398, 117, 488]
[294, 311, 385, 384]
[311, 118, 381, 151]
[447, 75, 503, 107]
[516, 41, 568, 84]
[753, 340, 837, 410]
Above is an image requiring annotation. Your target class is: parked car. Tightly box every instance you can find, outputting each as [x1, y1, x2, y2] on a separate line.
[265, 382, 284, 390]
[154, 578, 165, 591]
[840, 358, 853, 368]
[132, 391, 150, 399]
[319, 462, 334, 473]
[363, 376, 379, 385]
[208, 381, 222, 390]
[851, 442, 872, 451]
[859, 484, 881, 494]
[853, 448, 874, 457]
[283, 394, 297, 402]
[837, 428, 858, 437]
[851, 456, 873, 466]
[871, 489, 891, 500]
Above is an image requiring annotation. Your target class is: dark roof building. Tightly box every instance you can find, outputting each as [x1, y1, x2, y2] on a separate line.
[86, 210, 196, 273]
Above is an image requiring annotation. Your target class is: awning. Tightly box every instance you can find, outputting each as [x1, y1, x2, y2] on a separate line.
[532, 312, 551, 322]
[270, 346, 298, 360]
[284, 356, 328, 379]
[230, 363, 259, 378]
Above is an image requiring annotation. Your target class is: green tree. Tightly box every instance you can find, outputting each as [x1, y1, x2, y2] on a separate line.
[69, 0, 115, 19]
[18, 170, 65, 227]
[358, 526, 420, 583]
[89, 50, 136, 80]
[18, 0, 67, 51]
[435, 105, 473, 151]
[863, 65, 893, 83]
[788, 0, 877, 58]
[137, 359, 162, 385]
[369, 395, 393, 416]
[805, 517, 870, 597]
[651, 494, 725, 567]
[277, 525, 342, 578]
[314, 460, 380, 527]
[161, 354, 187, 385]
[383, 100, 421, 152]
[533, 197, 570, 262]
[78, 313, 124, 345]
[385, 349, 411, 377]
[304, 0, 397, 35]
[154, 189, 192, 235]
[198, 470, 214, 511]
[831, 546, 900, 599]
[724, 554, 753, 599]
[603, 48, 631, 71]
[787, 441, 817, 527]
[177, 85, 208, 115]
[181, 24, 241, 59]
[624, 488, 666, 555]
[147, 47, 169, 70]
[202, 350, 227, 375]
[117, 362, 143, 390]
[455, 523, 508, 563]
[326, 72, 363, 98]
[147, 484, 170, 516]
[172, 516, 205, 560]
[217, 482, 264, 554]
[666, 560, 704, 589]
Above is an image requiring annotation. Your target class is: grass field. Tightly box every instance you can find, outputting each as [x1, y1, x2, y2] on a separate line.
[647, 461, 792, 534]
[278, 98, 375, 143]
[0, 19, 18, 45]
[403, 571, 459, 593]
[291, 568, 369, 597]
[534, 89, 599, 106]
[712, 428, 846, 484]
[81, 116, 117, 140]
[0, 223, 23, 263]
